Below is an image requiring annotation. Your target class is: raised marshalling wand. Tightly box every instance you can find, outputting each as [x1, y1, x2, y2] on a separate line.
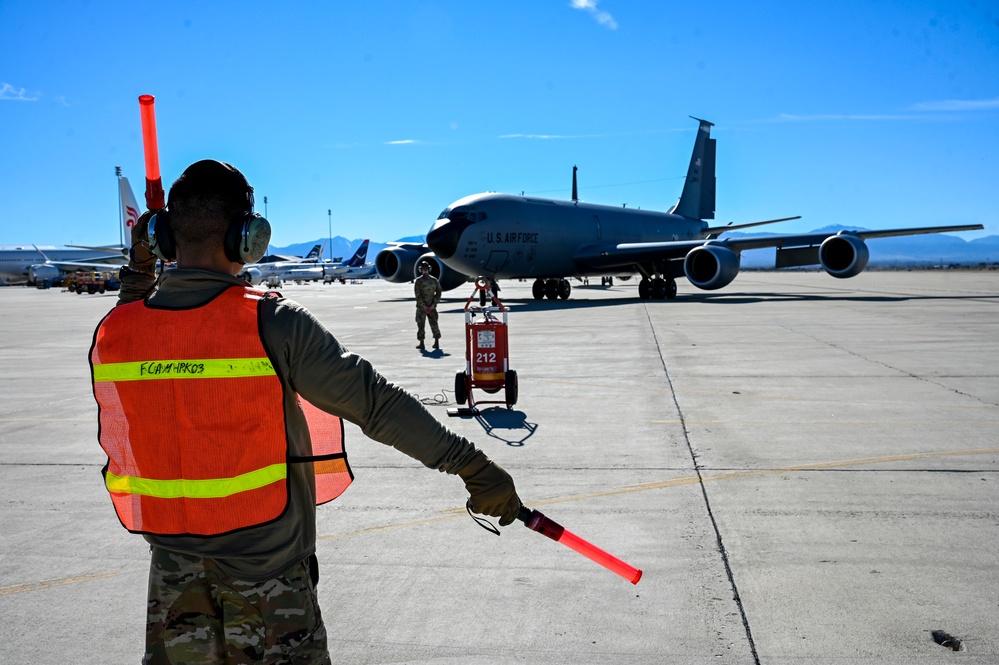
[138, 94, 164, 210]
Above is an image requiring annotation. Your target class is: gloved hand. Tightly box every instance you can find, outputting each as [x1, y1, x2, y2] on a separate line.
[116, 209, 158, 304]
[128, 209, 158, 276]
[457, 450, 522, 526]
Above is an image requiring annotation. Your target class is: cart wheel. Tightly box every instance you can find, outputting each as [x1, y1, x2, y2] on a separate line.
[504, 370, 518, 407]
[454, 372, 468, 405]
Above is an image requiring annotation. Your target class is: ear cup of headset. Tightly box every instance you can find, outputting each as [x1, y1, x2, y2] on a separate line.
[146, 209, 176, 261]
[224, 213, 271, 264]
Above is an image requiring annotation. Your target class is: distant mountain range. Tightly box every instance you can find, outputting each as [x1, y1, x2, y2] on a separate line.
[732, 226, 999, 268]
[270, 228, 998, 268]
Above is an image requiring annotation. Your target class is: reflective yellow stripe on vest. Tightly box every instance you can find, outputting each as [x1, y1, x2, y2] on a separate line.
[92, 358, 275, 382]
[105, 463, 287, 499]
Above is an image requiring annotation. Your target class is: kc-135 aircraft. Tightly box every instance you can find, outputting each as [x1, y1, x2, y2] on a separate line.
[374, 117, 984, 300]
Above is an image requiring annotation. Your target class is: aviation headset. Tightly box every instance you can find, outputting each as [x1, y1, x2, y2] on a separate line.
[147, 160, 271, 265]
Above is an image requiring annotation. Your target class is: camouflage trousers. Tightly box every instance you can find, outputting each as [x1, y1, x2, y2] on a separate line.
[415, 308, 440, 341]
[144, 547, 331, 664]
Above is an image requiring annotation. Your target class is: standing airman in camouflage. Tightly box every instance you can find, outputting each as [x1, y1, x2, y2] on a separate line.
[414, 260, 442, 350]
[90, 162, 521, 663]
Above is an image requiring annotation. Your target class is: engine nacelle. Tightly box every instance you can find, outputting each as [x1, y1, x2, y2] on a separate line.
[416, 253, 470, 291]
[28, 264, 60, 285]
[375, 245, 423, 283]
[239, 267, 263, 285]
[819, 233, 869, 278]
[683, 244, 740, 291]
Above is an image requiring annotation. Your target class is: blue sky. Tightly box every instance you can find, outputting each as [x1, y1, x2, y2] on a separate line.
[2, 1, 997, 250]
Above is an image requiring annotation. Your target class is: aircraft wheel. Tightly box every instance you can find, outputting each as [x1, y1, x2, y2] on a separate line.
[557, 279, 571, 299]
[545, 279, 559, 300]
[666, 277, 677, 300]
[454, 372, 468, 405]
[639, 278, 652, 300]
[504, 370, 518, 407]
[532, 279, 545, 300]
[652, 278, 666, 300]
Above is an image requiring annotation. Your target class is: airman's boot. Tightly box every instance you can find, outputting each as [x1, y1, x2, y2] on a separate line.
[416, 340, 425, 350]
[433, 338, 440, 350]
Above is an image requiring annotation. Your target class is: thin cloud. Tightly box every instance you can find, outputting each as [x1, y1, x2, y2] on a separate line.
[775, 113, 917, 122]
[570, 0, 618, 30]
[0, 83, 40, 102]
[499, 133, 573, 140]
[384, 139, 421, 145]
[910, 98, 999, 112]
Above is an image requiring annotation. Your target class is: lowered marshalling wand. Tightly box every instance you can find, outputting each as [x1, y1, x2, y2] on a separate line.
[470, 502, 643, 585]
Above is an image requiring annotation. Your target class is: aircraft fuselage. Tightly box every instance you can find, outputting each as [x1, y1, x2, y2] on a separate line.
[427, 193, 708, 279]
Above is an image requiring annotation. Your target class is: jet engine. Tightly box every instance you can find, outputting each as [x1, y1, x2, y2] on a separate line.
[416, 252, 470, 291]
[819, 233, 869, 279]
[28, 264, 60, 286]
[374, 245, 423, 283]
[239, 267, 263, 285]
[683, 243, 740, 290]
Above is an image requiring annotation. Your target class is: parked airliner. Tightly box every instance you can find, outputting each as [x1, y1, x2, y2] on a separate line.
[0, 177, 136, 285]
[241, 240, 371, 285]
[374, 117, 983, 299]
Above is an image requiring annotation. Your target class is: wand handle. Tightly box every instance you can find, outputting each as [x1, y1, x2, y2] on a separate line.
[138, 94, 165, 210]
[518, 507, 642, 584]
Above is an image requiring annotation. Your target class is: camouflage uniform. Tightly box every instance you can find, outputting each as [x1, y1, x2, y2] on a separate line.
[100, 260, 494, 663]
[144, 547, 330, 665]
[414, 273, 442, 343]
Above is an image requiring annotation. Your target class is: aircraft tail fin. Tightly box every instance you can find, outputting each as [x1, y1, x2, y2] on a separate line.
[119, 177, 141, 243]
[304, 244, 323, 261]
[346, 239, 370, 267]
[670, 117, 716, 220]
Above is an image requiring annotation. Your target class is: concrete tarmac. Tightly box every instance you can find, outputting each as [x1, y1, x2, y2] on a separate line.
[0, 270, 997, 664]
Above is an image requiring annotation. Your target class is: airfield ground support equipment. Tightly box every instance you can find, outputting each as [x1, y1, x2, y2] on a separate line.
[450, 278, 517, 416]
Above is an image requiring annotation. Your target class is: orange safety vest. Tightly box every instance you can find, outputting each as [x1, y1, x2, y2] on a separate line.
[89, 285, 352, 536]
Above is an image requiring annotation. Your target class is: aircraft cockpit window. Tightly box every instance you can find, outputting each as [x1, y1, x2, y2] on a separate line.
[442, 207, 486, 224]
[437, 209, 450, 220]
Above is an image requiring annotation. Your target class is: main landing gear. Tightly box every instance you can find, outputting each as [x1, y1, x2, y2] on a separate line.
[532, 278, 571, 300]
[638, 276, 677, 300]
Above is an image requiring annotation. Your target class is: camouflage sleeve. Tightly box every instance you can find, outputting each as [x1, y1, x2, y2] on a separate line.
[433, 279, 442, 307]
[115, 267, 157, 306]
[260, 297, 480, 473]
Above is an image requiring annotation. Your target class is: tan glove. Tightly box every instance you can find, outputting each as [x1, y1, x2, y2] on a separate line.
[457, 450, 522, 526]
[128, 210, 158, 275]
[116, 209, 158, 304]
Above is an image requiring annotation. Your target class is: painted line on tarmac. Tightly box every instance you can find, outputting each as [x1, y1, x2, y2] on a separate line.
[318, 446, 999, 541]
[0, 572, 119, 597]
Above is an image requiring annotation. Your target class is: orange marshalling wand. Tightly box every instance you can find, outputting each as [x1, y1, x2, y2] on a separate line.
[519, 507, 642, 584]
[138, 94, 164, 210]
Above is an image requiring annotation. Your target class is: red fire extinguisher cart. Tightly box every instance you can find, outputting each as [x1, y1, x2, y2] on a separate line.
[450, 278, 518, 415]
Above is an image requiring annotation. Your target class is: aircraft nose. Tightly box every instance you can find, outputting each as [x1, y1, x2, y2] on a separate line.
[426, 216, 466, 260]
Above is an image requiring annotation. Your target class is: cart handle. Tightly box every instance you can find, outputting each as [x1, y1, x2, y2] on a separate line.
[464, 277, 509, 312]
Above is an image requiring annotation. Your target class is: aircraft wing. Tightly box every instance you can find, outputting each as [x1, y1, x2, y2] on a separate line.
[50, 259, 126, 272]
[574, 224, 984, 270]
